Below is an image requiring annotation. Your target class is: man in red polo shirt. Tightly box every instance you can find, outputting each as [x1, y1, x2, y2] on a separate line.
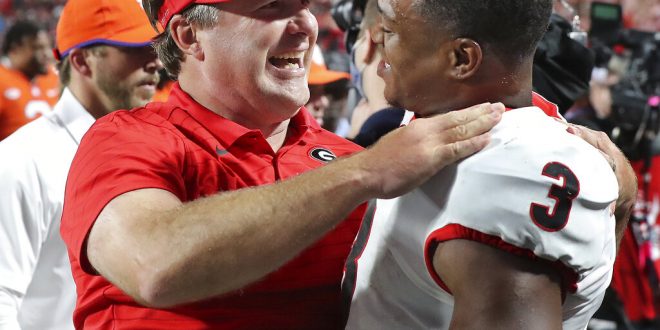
[59, 0, 505, 328]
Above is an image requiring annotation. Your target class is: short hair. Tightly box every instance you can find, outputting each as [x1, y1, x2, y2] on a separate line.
[2, 20, 44, 55]
[416, 0, 552, 63]
[56, 54, 71, 86]
[142, 1, 220, 78]
[57, 45, 108, 86]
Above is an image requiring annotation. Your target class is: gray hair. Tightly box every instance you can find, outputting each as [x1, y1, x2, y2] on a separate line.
[142, 1, 220, 78]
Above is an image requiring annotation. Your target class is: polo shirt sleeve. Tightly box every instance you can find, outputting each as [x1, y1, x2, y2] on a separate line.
[60, 112, 187, 274]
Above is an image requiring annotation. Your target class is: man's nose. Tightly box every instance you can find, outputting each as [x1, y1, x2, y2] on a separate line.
[286, 7, 318, 38]
[145, 56, 164, 74]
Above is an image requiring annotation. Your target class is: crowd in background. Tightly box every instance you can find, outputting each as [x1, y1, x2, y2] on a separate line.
[1, 0, 654, 138]
[0, 0, 65, 46]
[551, 0, 659, 31]
[0, 0, 659, 329]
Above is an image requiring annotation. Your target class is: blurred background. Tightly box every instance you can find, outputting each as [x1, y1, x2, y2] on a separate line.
[0, 0, 66, 46]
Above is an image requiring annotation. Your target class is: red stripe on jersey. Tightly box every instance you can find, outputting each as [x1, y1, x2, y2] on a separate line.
[505, 92, 562, 118]
[424, 224, 579, 300]
[531, 92, 562, 119]
[402, 92, 562, 126]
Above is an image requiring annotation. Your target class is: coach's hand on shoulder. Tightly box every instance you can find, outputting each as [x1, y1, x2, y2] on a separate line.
[350, 102, 504, 199]
[566, 124, 637, 248]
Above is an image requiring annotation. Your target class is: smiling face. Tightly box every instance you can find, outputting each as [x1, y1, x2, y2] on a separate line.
[373, 0, 553, 115]
[193, 0, 318, 127]
[373, 0, 461, 116]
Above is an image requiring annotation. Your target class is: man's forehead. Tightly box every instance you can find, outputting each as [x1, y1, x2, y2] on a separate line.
[208, 0, 312, 22]
[223, 0, 270, 9]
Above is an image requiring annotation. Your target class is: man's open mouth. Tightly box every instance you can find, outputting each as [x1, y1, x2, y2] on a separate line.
[269, 51, 305, 70]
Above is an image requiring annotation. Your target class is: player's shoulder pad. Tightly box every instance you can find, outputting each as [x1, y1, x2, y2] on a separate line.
[424, 107, 618, 276]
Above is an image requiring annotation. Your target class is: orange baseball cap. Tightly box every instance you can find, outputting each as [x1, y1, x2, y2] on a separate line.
[54, 0, 157, 60]
[308, 45, 350, 85]
[158, 0, 230, 29]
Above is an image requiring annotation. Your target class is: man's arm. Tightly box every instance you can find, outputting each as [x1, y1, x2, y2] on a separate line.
[86, 103, 505, 308]
[567, 124, 637, 247]
[432, 240, 563, 330]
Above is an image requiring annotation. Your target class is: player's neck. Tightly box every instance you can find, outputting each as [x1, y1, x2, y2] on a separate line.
[473, 58, 534, 109]
[498, 86, 534, 109]
[472, 72, 533, 110]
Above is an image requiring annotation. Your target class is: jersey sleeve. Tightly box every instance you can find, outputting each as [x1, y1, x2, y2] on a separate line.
[60, 112, 187, 274]
[423, 119, 619, 294]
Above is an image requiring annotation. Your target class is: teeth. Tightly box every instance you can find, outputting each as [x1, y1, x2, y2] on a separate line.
[384, 62, 391, 69]
[272, 51, 305, 60]
[283, 63, 300, 69]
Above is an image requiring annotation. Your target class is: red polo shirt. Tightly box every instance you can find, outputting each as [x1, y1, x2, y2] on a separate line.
[60, 83, 370, 329]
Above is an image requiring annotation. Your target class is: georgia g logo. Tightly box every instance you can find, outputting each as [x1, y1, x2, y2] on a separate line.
[309, 147, 336, 163]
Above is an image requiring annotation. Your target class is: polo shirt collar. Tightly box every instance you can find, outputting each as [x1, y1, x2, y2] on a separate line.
[167, 83, 319, 148]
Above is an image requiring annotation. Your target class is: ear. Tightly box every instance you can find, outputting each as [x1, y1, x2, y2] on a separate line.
[363, 23, 383, 64]
[169, 15, 203, 60]
[449, 38, 482, 80]
[363, 29, 381, 64]
[68, 48, 92, 77]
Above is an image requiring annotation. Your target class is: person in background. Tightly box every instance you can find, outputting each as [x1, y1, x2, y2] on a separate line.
[307, 44, 350, 127]
[0, 20, 58, 140]
[311, 0, 348, 57]
[627, 0, 660, 32]
[153, 69, 174, 102]
[0, 0, 160, 329]
[343, 0, 405, 147]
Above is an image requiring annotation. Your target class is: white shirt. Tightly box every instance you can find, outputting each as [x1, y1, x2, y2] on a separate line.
[0, 89, 94, 330]
[344, 107, 619, 330]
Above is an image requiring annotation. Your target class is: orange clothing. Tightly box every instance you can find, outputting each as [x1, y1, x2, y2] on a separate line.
[0, 65, 60, 140]
[152, 80, 174, 102]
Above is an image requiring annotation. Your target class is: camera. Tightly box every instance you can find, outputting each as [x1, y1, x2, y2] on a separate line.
[590, 2, 660, 160]
[331, 0, 366, 50]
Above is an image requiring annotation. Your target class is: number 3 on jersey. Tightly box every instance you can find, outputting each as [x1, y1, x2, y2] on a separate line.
[530, 162, 580, 232]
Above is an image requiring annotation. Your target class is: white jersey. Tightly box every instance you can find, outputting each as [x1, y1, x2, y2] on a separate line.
[344, 104, 619, 330]
[0, 89, 93, 330]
